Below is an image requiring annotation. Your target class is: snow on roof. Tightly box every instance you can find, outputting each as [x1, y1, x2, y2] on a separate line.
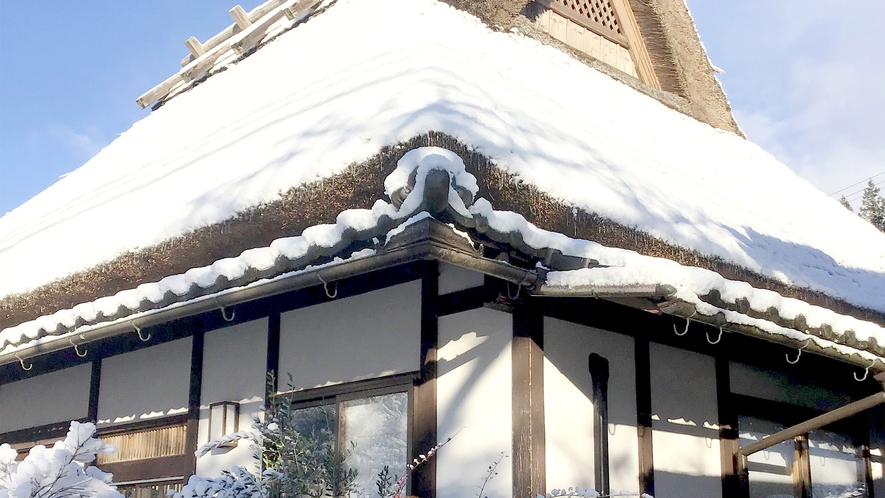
[3, 150, 883, 370]
[1, 0, 883, 315]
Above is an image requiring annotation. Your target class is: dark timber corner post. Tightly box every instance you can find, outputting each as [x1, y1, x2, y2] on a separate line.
[513, 298, 545, 497]
[589, 353, 610, 496]
[413, 260, 439, 497]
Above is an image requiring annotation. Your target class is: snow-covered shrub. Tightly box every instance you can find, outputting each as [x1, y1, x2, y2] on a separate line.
[0, 421, 121, 498]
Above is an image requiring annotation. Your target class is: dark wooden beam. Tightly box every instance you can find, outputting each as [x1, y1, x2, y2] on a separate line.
[102, 454, 190, 483]
[512, 298, 545, 497]
[412, 261, 438, 498]
[267, 312, 281, 396]
[635, 336, 655, 497]
[88, 359, 102, 423]
[184, 331, 204, 477]
[436, 285, 487, 316]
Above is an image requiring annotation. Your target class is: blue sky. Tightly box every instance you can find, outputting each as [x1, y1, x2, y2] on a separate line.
[1, 0, 883, 216]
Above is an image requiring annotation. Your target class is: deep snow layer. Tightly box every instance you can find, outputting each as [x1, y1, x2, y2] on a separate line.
[0, 0, 883, 312]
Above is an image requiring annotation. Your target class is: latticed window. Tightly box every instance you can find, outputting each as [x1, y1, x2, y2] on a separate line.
[554, 0, 623, 37]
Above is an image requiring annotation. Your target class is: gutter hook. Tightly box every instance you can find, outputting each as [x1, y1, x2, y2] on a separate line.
[15, 354, 32, 371]
[215, 297, 236, 322]
[70, 335, 88, 358]
[673, 316, 690, 337]
[786, 339, 810, 365]
[507, 282, 521, 300]
[853, 360, 876, 382]
[132, 321, 151, 342]
[706, 327, 723, 345]
[318, 273, 337, 299]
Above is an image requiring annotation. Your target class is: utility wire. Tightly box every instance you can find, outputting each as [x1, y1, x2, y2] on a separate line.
[842, 179, 885, 203]
[828, 171, 885, 196]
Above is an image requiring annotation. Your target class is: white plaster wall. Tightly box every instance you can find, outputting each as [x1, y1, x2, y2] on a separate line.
[196, 319, 267, 477]
[438, 262, 484, 295]
[97, 338, 191, 426]
[0, 363, 91, 433]
[437, 308, 512, 498]
[278, 281, 421, 392]
[649, 343, 721, 498]
[543, 318, 639, 494]
[729, 361, 849, 411]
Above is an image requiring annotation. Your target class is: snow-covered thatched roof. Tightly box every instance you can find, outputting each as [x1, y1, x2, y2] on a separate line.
[1, 0, 883, 343]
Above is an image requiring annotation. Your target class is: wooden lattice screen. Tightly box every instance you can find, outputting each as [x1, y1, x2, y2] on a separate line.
[97, 424, 187, 464]
[548, 0, 628, 46]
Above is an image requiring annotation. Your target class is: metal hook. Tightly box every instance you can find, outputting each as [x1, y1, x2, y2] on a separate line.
[70, 335, 87, 357]
[15, 354, 32, 371]
[706, 327, 723, 345]
[317, 273, 337, 299]
[853, 360, 876, 382]
[786, 339, 811, 365]
[215, 297, 235, 322]
[673, 317, 691, 337]
[507, 282, 521, 300]
[132, 321, 151, 342]
[608, 424, 616, 436]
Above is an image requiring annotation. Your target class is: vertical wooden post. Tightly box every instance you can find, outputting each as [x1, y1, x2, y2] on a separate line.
[717, 356, 745, 497]
[185, 331, 205, 476]
[635, 336, 655, 497]
[266, 312, 281, 398]
[88, 359, 102, 423]
[793, 435, 812, 498]
[513, 299, 545, 498]
[589, 353, 610, 496]
[412, 261, 438, 498]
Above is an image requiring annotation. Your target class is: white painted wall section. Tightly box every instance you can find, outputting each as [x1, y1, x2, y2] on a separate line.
[649, 343, 721, 498]
[729, 361, 849, 411]
[543, 318, 639, 494]
[279, 281, 421, 391]
[196, 319, 268, 477]
[0, 363, 91, 433]
[97, 338, 191, 426]
[437, 308, 512, 498]
[437, 262, 484, 295]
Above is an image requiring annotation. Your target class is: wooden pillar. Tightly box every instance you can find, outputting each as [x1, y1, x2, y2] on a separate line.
[266, 312, 281, 397]
[412, 261, 438, 498]
[635, 336, 655, 497]
[88, 359, 102, 423]
[717, 356, 745, 497]
[794, 435, 812, 498]
[512, 299, 545, 497]
[185, 331, 204, 476]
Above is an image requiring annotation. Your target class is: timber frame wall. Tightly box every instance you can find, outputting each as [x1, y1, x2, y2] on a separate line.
[2, 258, 881, 496]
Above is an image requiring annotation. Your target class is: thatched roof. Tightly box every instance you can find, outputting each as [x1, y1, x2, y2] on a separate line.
[1, 0, 883, 340]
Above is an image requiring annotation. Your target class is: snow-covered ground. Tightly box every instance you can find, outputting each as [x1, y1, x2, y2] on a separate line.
[0, 0, 882, 312]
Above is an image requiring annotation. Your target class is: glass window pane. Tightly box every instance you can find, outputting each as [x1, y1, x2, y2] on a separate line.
[341, 392, 409, 498]
[739, 415, 796, 498]
[808, 429, 867, 498]
[290, 403, 336, 448]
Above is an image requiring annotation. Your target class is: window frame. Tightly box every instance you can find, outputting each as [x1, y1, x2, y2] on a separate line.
[271, 372, 417, 475]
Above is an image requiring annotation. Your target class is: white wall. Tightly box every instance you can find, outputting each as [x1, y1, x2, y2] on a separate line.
[278, 281, 421, 392]
[196, 319, 268, 477]
[438, 262, 484, 295]
[0, 363, 92, 433]
[437, 308, 512, 498]
[543, 318, 639, 494]
[98, 338, 191, 426]
[729, 361, 849, 411]
[649, 343, 721, 498]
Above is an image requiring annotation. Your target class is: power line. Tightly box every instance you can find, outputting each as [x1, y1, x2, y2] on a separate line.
[828, 171, 885, 196]
[842, 179, 885, 203]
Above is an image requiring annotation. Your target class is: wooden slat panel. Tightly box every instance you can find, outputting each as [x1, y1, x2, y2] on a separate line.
[97, 424, 187, 464]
